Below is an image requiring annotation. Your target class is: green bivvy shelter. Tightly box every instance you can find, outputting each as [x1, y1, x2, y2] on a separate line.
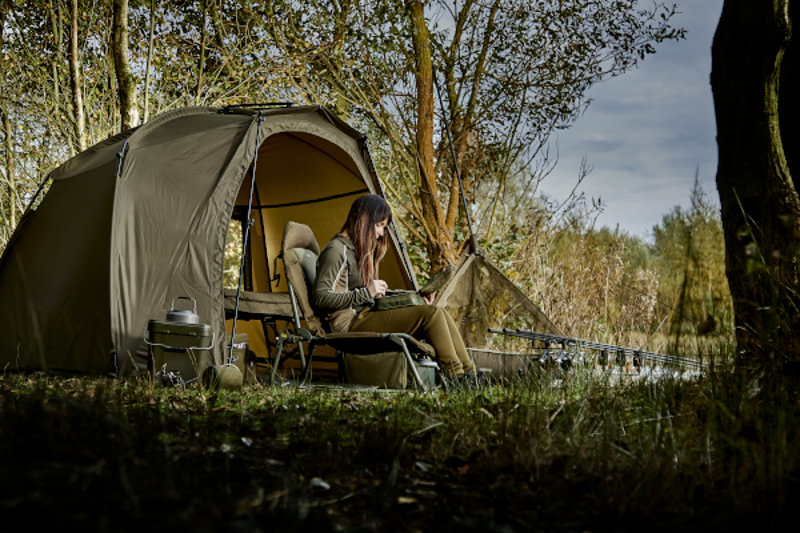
[0, 105, 420, 376]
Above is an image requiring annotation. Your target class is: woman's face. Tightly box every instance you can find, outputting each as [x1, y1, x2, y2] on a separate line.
[375, 218, 388, 240]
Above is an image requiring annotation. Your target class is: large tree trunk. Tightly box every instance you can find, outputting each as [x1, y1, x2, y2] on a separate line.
[410, 0, 455, 272]
[69, 0, 87, 151]
[781, 3, 799, 186]
[111, 0, 139, 131]
[711, 0, 800, 361]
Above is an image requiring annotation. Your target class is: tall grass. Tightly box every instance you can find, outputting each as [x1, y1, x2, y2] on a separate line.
[2, 354, 798, 531]
[482, 182, 735, 361]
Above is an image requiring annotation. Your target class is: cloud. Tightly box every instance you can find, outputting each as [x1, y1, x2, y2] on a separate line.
[542, 0, 724, 238]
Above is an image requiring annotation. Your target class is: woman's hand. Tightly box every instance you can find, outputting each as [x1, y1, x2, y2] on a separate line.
[423, 291, 437, 305]
[367, 279, 388, 298]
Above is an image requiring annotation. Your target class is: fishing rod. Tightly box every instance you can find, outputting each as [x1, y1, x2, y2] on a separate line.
[489, 328, 711, 371]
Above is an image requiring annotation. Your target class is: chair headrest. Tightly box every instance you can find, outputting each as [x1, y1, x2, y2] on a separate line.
[281, 221, 320, 256]
[291, 248, 318, 286]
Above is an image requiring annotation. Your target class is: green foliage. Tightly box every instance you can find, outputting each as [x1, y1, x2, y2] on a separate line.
[651, 180, 733, 341]
[0, 0, 687, 256]
[223, 218, 244, 289]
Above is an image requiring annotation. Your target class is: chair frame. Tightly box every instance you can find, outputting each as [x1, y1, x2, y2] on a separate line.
[269, 222, 434, 391]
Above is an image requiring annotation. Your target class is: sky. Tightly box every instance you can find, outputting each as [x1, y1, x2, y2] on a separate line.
[541, 0, 725, 240]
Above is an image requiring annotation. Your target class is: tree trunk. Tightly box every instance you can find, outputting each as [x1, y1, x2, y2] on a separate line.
[195, 0, 207, 106]
[210, 0, 233, 80]
[410, 0, 454, 272]
[143, 0, 156, 123]
[111, 0, 139, 131]
[711, 0, 800, 360]
[69, 0, 87, 151]
[0, 1, 6, 48]
[2, 107, 15, 230]
[443, 0, 499, 242]
[780, 3, 799, 187]
[0, 2, 7, 238]
[49, 3, 63, 108]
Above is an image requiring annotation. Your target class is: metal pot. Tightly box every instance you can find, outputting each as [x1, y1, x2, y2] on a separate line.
[166, 296, 200, 324]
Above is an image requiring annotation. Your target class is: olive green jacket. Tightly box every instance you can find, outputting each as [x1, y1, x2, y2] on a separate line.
[312, 234, 374, 330]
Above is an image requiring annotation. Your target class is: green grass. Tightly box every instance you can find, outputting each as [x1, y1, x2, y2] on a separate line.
[1, 363, 798, 532]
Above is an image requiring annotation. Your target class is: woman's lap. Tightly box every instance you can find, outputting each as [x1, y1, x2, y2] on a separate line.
[350, 305, 473, 375]
[350, 305, 437, 336]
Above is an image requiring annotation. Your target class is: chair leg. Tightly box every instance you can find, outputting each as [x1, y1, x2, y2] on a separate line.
[271, 330, 310, 385]
[260, 317, 278, 365]
[270, 333, 287, 386]
[298, 342, 318, 386]
[399, 340, 427, 392]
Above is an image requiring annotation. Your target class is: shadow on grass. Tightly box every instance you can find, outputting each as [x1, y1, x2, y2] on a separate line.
[1, 365, 798, 532]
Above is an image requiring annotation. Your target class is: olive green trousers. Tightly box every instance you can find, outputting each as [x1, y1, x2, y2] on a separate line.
[350, 305, 474, 376]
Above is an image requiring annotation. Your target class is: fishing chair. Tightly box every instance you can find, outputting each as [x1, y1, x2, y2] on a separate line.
[270, 221, 435, 390]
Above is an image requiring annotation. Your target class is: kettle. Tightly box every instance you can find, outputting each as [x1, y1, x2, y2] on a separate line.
[166, 296, 200, 324]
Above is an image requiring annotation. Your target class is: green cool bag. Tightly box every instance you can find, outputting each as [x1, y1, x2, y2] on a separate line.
[372, 266, 456, 310]
[343, 352, 408, 388]
[373, 290, 425, 310]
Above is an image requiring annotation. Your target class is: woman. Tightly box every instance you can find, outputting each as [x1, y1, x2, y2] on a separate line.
[311, 194, 474, 378]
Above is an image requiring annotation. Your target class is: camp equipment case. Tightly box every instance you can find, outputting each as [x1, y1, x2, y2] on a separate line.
[147, 320, 214, 387]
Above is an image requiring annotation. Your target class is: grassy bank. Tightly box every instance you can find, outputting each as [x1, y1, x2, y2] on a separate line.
[1, 364, 797, 532]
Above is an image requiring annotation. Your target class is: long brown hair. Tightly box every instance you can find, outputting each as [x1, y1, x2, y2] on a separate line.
[341, 194, 392, 283]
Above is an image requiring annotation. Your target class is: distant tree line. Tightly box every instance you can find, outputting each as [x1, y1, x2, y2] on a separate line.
[494, 180, 733, 355]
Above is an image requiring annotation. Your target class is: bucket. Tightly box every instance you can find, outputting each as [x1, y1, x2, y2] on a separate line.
[206, 333, 253, 390]
[225, 333, 257, 385]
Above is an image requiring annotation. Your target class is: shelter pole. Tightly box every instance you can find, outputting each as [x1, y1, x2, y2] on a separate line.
[254, 185, 270, 287]
[115, 139, 130, 178]
[108, 139, 130, 377]
[23, 176, 52, 213]
[433, 74, 480, 254]
[228, 113, 264, 366]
